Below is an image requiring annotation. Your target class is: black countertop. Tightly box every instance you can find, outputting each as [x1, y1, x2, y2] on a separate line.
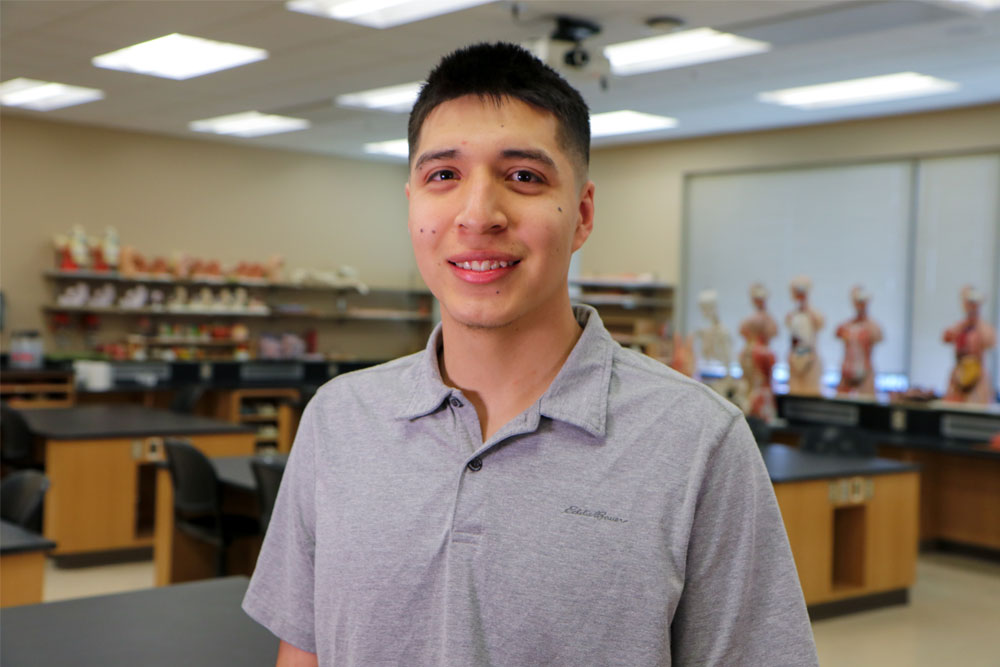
[18, 405, 253, 440]
[0, 577, 278, 666]
[1, 520, 56, 555]
[761, 443, 920, 483]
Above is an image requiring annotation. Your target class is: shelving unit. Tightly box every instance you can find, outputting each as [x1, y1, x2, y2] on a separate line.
[570, 278, 674, 359]
[0, 370, 75, 408]
[42, 270, 435, 362]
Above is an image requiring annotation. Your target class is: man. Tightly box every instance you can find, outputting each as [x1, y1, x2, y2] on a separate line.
[244, 42, 818, 666]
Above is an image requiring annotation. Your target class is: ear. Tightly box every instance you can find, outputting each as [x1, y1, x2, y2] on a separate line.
[405, 181, 411, 200]
[571, 180, 595, 252]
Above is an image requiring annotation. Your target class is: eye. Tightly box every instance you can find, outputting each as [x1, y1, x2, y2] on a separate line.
[428, 169, 457, 182]
[510, 170, 542, 184]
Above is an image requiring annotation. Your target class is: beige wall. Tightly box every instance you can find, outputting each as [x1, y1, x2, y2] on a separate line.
[1, 115, 413, 350]
[584, 102, 1000, 285]
[3, 104, 999, 352]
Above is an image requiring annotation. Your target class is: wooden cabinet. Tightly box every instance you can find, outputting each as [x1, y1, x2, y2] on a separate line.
[44, 431, 254, 555]
[774, 470, 919, 606]
[570, 278, 673, 359]
[212, 388, 299, 453]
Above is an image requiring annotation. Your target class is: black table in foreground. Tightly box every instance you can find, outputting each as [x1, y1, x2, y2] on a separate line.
[0, 577, 278, 666]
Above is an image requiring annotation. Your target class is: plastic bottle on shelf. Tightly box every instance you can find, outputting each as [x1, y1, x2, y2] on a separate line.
[9, 331, 44, 369]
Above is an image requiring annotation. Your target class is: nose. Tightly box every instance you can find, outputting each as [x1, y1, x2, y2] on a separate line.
[454, 171, 507, 234]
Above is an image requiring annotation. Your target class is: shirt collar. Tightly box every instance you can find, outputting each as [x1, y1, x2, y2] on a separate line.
[398, 305, 614, 439]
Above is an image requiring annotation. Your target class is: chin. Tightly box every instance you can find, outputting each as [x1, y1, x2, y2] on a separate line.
[442, 302, 519, 331]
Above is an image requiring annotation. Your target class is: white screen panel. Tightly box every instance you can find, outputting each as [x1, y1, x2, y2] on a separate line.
[909, 154, 1000, 394]
[686, 162, 912, 383]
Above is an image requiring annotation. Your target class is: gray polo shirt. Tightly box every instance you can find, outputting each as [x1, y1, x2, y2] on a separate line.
[243, 306, 818, 666]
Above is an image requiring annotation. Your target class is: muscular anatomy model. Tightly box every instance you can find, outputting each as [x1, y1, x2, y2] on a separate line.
[943, 286, 996, 404]
[835, 286, 883, 397]
[739, 283, 778, 420]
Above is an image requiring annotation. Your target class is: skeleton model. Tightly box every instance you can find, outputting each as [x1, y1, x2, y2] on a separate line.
[739, 283, 778, 421]
[835, 286, 883, 397]
[785, 276, 825, 396]
[943, 285, 996, 404]
[696, 289, 732, 374]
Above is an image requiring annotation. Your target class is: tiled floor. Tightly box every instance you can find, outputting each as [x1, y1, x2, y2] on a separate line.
[41, 552, 1000, 666]
[812, 552, 1000, 667]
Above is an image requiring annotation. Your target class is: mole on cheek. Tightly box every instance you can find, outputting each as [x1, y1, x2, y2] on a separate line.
[496, 290, 500, 295]
[558, 207, 563, 212]
[431, 230, 436, 234]
[419, 228, 424, 233]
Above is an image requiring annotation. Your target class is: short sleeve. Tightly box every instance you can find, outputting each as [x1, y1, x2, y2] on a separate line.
[671, 415, 819, 666]
[242, 399, 320, 654]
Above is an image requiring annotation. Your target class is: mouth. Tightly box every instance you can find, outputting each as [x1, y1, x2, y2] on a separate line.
[448, 259, 521, 272]
[446, 255, 521, 284]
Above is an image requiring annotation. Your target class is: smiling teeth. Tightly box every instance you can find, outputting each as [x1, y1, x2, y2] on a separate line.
[459, 260, 511, 271]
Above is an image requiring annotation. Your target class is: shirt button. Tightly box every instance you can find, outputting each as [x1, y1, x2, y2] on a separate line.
[450, 397, 463, 408]
[467, 457, 483, 472]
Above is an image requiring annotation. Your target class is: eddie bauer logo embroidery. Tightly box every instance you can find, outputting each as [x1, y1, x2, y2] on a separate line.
[563, 506, 628, 523]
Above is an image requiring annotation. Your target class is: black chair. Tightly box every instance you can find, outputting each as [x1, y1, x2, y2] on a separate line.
[169, 385, 205, 414]
[745, 416, 773, 446]
[250, 457, 286, 533]
[800, 424, 876, 457]
[162, 439, 259, 577]
[0, 469, 50, 532]
[1, 402, 39, 469]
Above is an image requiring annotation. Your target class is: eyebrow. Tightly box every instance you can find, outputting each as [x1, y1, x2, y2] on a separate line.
[501, 148, 557, 171]
[413, 149, 458, 172]
[412, 147, 559, 173]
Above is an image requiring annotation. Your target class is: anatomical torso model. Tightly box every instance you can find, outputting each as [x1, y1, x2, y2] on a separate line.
[943, 286, 996, 404]
[786, 276, 825, 396]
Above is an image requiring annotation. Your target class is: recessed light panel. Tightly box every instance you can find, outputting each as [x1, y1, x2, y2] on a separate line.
[758, 72, 959, 109]
[93, 33, 267, 80]
[189, 111, 310, 137]
[590, 111, 678, 137]
[0, 78, 104, 111]
[337, 82, 423, 112]
[286, 0, 493, 28]
[364, 139, 409, 158]
[604, 28, 770, 76]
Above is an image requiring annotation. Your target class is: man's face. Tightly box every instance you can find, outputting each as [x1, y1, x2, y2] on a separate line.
[406, 95, 594, 332]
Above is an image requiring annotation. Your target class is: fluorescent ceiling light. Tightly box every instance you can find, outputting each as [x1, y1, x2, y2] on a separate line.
[758, 72, 959, 109]
[190, 111, 310, 137]
[590, 111, 678, 137]
[93, 33, 267, 80]
[0, 77, 104, 111]
[603, 28, 770, 76]
[337, 81, 423, 112]
[364, 139, 409, 158]
[940, 0, 1000, 10]
[286, 0, 493, 29]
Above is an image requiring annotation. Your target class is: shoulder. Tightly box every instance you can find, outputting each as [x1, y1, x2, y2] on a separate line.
[610, 345, 743, 425]
[311, 351, 424, 406]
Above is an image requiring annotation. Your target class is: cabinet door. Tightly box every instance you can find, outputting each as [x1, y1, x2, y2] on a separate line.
[44, 438, 140, 554]
[864, 472, 919, 593]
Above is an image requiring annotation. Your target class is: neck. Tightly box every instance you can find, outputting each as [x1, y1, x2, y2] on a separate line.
[438, 305, 583, 442]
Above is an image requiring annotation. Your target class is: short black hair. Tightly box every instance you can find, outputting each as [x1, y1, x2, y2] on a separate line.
[408, 42, 590, 176]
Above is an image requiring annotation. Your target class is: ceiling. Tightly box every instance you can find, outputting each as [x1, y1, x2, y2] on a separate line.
[2, 0, 999, 163]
